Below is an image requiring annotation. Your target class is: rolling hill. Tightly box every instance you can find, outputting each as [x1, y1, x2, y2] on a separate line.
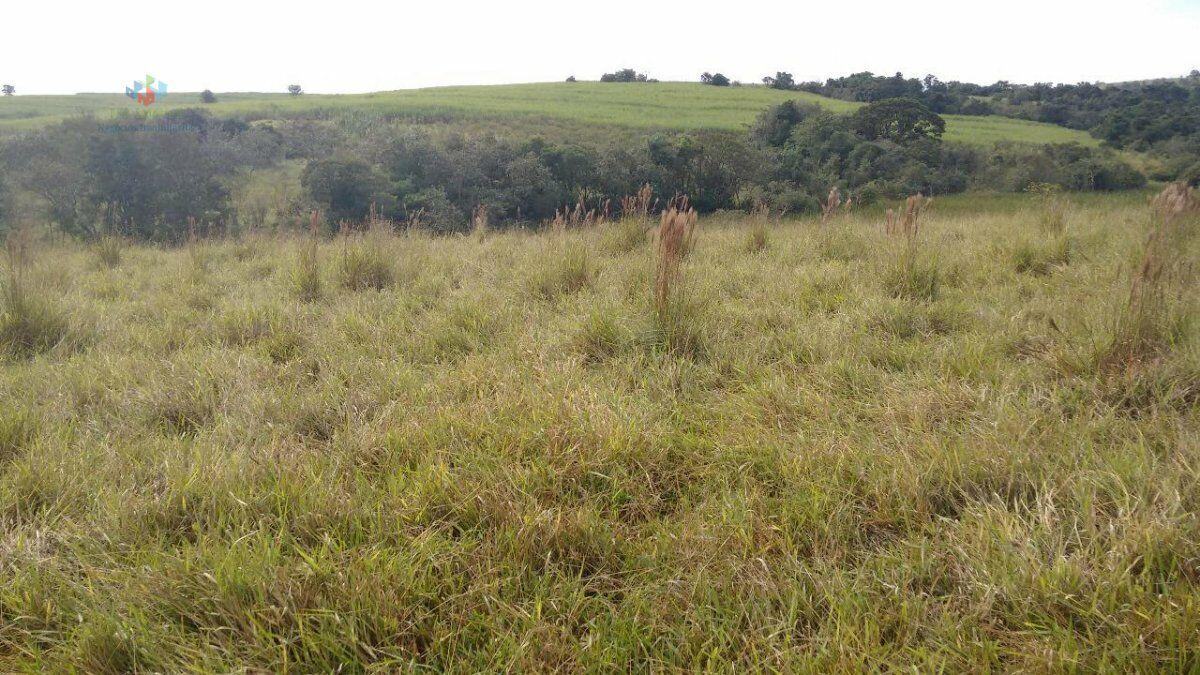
[0, 82, 1099, 146]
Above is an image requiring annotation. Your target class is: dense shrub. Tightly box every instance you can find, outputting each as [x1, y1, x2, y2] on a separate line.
[751, 101, 823, 147]
[301, 158, 396, 225]
[1, 112, 279, 240]
[850, 99, 946, 144]
[806, 69, 1200, 170]
[701, 72, 730, 87]
[974, 143, 1145, 192]
[762, 72, 796, 90]
[600, 69, 653, 83]
[0, 87, 1156, 240]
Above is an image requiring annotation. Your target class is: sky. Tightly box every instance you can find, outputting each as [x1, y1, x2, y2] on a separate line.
[2, 0, 1199, 95]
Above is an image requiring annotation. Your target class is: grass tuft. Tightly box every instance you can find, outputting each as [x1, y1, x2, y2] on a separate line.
[0, 228, 72, 358]
[93, 235, 125, 269]
[337, 230, 395, 291]
[530, 241, 595, 300]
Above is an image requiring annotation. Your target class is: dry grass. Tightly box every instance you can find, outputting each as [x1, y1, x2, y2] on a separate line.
[551, 198, 610, 233]
[92, 235, 125, 269]
[884, 193, 932, 239]
[820, 186, 853, 224]
[1094, 183, 1197, 374]
[743, 203, 771, 253]
[619, 183, 655, 220]
[882, 195, 938, 301]
[291, 211, 325, 302]
[471, 203, 490, 238]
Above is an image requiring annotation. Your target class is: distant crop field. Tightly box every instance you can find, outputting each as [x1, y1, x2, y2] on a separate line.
[0, 82, 1099, 146]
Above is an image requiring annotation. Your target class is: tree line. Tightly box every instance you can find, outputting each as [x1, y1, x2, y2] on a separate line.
[0, 99, 1149, 240]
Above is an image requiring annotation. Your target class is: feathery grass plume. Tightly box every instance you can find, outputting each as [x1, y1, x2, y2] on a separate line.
[471, 204, 490, 238]
[606, 185, 656, 253]
[620, 184, 655, 220]
[93, 234, 125, 269]
[884, 193, 932, 239]
[883, 194, 939, 300]
[1150, 181, 1199, 223]
[0, 225, 71, 358]
[648, 202, 702, 355]
[292, 210, 324, 302]
[820, 186, 853, 224]
[1092, 183, 1197, 373]
[744, 203, 771, 254]
[551, 197, 607, 234]
[1070, 178, 1190, 379]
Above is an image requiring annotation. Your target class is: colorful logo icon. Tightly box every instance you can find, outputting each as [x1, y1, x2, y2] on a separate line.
[126, 75, 167, 106]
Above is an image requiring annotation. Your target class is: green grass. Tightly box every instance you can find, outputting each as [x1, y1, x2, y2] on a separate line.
[0, 82, 1098, 146]
[0, 192, 1197, 670]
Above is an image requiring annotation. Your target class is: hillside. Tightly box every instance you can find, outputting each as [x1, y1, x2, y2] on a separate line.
[0, 82, 1098, 146]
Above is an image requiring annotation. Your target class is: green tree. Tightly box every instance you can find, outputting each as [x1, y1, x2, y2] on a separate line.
[701, 72, 730, 86]
[1, 85, 14, 96]
[6, 121, 96, 235]
[301, 158, 394, 224]
[200, 89, 217, 104]
[601, 69, 650, 83]
[849, 98, 946, 144]
[762, 72, 795, 90]
[751, 100, 823, 147]
[287, 84, 303, 96]
[87, 122, 233, 239]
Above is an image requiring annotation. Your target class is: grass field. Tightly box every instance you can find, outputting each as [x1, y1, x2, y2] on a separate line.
[0, 82, 1099, 146]
[0, 191, 1197, 670]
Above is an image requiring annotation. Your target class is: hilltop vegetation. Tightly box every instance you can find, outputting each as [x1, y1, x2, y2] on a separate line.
[0, 189, 1198, 669]
[790, 70, 1200, 181]
[0, 82, 1096, 147]
[0, 88, 1145, 239]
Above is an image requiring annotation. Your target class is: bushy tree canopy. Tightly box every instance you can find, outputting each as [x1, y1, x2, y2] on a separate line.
[600, 69, 652, 83]
[301, 158, 395, 225]
[850, 99, 946, 144]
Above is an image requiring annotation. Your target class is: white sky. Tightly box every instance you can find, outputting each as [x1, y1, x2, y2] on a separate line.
[2, 0, 1198, 95]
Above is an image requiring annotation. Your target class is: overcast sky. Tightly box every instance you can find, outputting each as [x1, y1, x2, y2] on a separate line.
[3, 0, 1198, 95]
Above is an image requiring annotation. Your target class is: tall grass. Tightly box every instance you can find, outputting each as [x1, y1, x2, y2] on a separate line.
[292, 211, 324, 302]
[1093, 183, 1197, 373]
[648, 202, 701, 355]
[0, 192, 1197, 671]
[337, 226, 396, 291]
[0, 227, 71, 358]
[530, 242, 594, 300]
[93, 234, 125, 269]
[882, 194, 939, 301]
[743, 203, 771, 253]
